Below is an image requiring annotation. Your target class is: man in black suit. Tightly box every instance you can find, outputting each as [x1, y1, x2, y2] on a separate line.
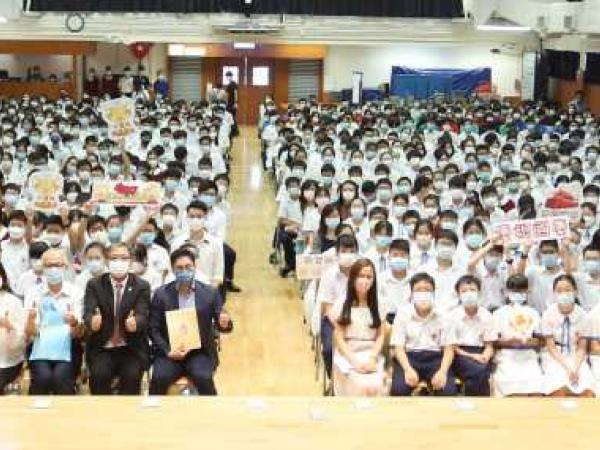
[149, 248, 232, 395]
[83, 243, 151, 395]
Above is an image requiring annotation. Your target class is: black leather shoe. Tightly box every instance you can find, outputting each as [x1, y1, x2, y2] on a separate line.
[227, 282, 242, 293]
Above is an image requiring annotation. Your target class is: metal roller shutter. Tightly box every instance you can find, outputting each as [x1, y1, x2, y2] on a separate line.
[288, 60, 320, 103]
[169, 57, 202, 102]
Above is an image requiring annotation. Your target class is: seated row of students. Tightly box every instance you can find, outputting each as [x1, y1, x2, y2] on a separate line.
[325, 242, 600, 397]
[0, 243, 232, 395]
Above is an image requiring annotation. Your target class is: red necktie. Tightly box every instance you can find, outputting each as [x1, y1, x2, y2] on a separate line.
[111, 282, 124, 345]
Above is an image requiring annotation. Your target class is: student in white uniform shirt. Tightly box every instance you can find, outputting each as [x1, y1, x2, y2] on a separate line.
[129, 217, 171, 283]
[467, 235, 510, 312]
[410, 219, 436, 271]
[365, 220, 393, 277]
[129, 244, 164, 294]
[519, 239, 565, 314]
[390, 272, 458, 396]
[450, 275, 496, 396]
[344, 198, 371, 254]
[317, 235, 358, 378]
[541, 274, 595, 397]
[492, 274, 544, 397]
[422, 230, 464, 314]
[1, 210, 30, 292]
[0, 263, 26, 394]
[568, 246, 600, 311]
[15, 241, 49, 298]
[277, 176, 303, 278]
[379, 239, 412, 324]
[74, 242, 106, 291]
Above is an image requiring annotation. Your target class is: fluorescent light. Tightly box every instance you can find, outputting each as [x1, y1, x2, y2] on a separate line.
[184, 47, 206, 56]
[168, 44, 185, 56]
[0, 16, 8, 24]
[234, 42, 256, 50]
[477, 24, 531, 32]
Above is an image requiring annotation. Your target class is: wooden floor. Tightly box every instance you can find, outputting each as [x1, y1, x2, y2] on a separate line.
[214, 127, 320, 396]
[2, 397, 600, 449]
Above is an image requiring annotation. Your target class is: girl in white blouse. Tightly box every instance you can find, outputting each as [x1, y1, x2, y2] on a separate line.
[0, 263, 26, 394]
[541, 274, 594, 397]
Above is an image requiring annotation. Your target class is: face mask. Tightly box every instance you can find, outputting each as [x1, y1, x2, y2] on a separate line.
[483, 197, 498, 209]
[437, 245, 456, 261]
[460, 291, 480, 306]
[90, 230, 108, 245]
[389, 256, 409, 271]
[465, 233, 484, 249]
[86, 259, 105, 274]
[338, 252, 357, 268]
[392, 205, 407, 218]
[199, 193, 216, 207]
[540, 254, 558, 268]
[423, 207, 437, 219]
[165, 179, 179, 192]
[342, 190, 355, 201]
[44, 267, 65, 285]
[4, 193, 18, 207]
[139, 231, 156, 246]
[355, 277, 373, 295]
[8, 225, 24, 240]
[556, 293, 575, 306]
[162, 214, 177, 228]
[187, 217, 205, 232]
[582, 215, 596, 228]
[377, 188, 392, 202]
[484, 256, 501, 272]
[375, 235, 392, 248]
[31, 258, 44, 273]
[175, 269, 195, 285]
[397, 184, 411, 195]
[292, 168, 305, 178]
[325, 217, 340, 229]
[413, 291, 433, 306]
[109, 259, 130, 278]
[584, 259, 600, 275]
[508, 292, 526, 305]
[108, 164, 121, 176]
[45, 232, 63, 247]
[108, 227, 123, 243]
[466, 181, 477, 192]
[316, 197, 330, 209]
[66, 192, 79, 203]
[303, 190, 316, 202]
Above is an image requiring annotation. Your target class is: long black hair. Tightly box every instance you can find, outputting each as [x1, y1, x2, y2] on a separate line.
[337, 258, 381, 329]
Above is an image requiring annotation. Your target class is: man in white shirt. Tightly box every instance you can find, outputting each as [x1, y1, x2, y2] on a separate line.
[277, 176, 303, 277]
[379, 239, 412, 323]
[1, 210, 30, 292]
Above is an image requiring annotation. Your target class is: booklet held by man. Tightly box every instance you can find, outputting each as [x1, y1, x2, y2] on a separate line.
[166, 308, 201, 352]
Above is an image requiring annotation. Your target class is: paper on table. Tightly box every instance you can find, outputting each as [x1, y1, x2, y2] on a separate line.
[166, 307, 201, 352]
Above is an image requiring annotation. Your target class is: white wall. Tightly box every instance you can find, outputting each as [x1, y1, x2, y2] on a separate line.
[0, 55, 72, 79]
[85, 43, 168, 79]
[324, 43, 523, 97]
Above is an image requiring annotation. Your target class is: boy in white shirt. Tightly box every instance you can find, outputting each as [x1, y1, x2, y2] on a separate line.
[379, 239, 412, 324]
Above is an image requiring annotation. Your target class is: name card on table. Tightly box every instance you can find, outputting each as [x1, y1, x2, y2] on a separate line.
[295, 254, 338, 280]
[492, 216, 569, 244]
[166, 307, 201, 352]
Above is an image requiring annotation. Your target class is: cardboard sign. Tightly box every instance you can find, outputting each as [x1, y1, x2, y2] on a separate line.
[542, 183, 583, 219]
[29, 171, 63, 212]
[98, 97, 136, 141]
[295, 254, 338, 280]
[166, 307, 201, 352]
[492, 216, 569, 243]
[92, 180, 163, 206]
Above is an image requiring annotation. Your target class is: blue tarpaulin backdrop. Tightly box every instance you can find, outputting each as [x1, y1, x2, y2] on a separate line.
[390, 67, 491, 99]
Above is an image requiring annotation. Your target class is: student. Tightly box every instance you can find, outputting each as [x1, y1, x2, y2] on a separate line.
[15, 241, 50, 298]
[130, 244, 164, 293]
[379, 239, 412, 324]
[74, 242, 106, 291]
[277, 176, 302, 278]
[449, 275, 496, 396]
[365, 220, 393, 277]
[570, 245, 600, 311]
[541, 274, 594, 397]
[492, 274, 544, 397]
[410, 219, 436, 271]
[315, 204, 341, 253]
[390, 272, 458, 396]
[1, 210, 30, 292]
[0, 263, 26, 394]
[317, 235, 359, 378]
[344, 197, 370, 254]
[332, 258, 386, 396]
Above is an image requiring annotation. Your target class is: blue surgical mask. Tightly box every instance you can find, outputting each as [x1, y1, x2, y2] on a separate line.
[396, 184, 410, 195]
[108, 227, 123, 243]
[389, 256, 409, 271]
[165, 179, 179, 192]
[175, 269, 195, 285]
[508, 292, 527, 305]
[375, 235, 392, 248]
[108, 164, 121, 176]
[584, 259, 600, 275]
[325, 217, 340, 229]
[460, 291, 480, 306]
[556, 293, 575, 305]
[465, 233, 484, 249]
[540, 254, 558, 269]
[45, 267, 64, 285]
[139, 231, 156, 246]
[484, 256, 501, 272]
[199, 194, 216, 208]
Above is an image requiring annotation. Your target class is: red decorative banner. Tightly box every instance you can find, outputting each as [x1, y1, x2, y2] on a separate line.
[129, 42, 153, 60]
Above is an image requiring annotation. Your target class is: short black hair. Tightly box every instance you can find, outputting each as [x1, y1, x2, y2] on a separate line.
[410, 272, 435, 291]
[506, 274, 528, 291]
[455, 274, 481, 293]
[170, 247, 197, 267]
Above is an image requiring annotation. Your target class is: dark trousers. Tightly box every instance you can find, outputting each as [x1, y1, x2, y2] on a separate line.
[88, 347, 144, 395]
[278, 228, 297, 270]
[0, 363, 23, 394]
[391, 351, 458, 396]
[29, 360, 74, 395]
[452, 346, 491, 396]
[224, 242, 237, 284]
[320, 317, 333, 378]
[149, 350, 216, 396]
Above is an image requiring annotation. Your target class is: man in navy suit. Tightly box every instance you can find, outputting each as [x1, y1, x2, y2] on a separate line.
[149, 248, 232, 395]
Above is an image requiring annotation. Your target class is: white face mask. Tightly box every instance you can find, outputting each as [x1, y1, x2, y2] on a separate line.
[108, 259, 130, 278]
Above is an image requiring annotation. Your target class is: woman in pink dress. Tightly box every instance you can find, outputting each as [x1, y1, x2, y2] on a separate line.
[332, 258, 386, 396]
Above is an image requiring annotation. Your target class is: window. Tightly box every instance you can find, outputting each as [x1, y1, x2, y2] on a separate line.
[222, 66, 239, 85]
[252, 66, 270, 86]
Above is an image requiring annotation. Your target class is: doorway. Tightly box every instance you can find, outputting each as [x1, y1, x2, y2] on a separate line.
[211, 57, 276, 125]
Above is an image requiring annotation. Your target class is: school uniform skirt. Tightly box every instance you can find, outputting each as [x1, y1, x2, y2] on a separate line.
[493, 349, 544, 397]
[541, 352, 594, 395]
